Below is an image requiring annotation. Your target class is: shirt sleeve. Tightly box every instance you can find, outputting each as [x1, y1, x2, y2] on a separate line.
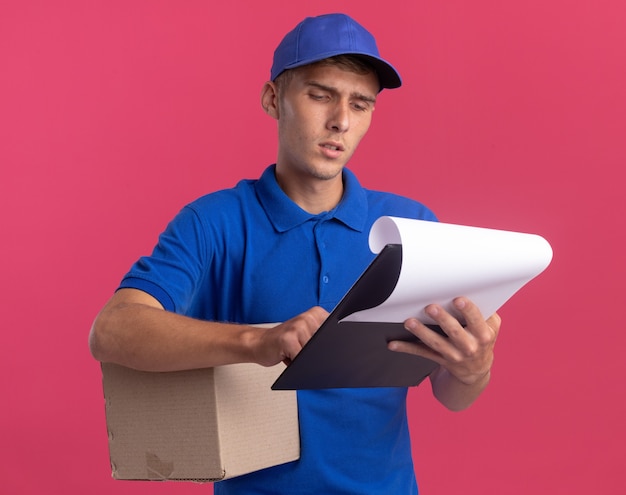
[118, 205, 208, 314]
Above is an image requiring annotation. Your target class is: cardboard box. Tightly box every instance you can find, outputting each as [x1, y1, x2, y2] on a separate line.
[101, 362, 300, 482]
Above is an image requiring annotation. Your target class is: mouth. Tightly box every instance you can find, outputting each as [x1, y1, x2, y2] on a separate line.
[320, 142, 344, 152]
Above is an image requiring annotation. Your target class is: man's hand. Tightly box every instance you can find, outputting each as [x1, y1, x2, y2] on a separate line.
[90, 288, 329, 372]
[252, 306, 329, 367]
[388, 297, 500, 410]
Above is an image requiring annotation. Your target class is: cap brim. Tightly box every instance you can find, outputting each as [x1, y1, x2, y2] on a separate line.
[281, 51, 402, 90]
[359, 54, 402, 90]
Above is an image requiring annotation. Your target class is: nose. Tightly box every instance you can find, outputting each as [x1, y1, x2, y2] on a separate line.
[326, 101, 349, 133]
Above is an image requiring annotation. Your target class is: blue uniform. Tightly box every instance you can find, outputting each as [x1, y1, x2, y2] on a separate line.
[120, 164, 437, 494]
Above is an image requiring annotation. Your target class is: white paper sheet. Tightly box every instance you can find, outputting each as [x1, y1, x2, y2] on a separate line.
[342, 217, 553, 325]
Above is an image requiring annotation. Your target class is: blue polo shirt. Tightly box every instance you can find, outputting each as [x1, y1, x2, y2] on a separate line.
[120, 164, 437, 494]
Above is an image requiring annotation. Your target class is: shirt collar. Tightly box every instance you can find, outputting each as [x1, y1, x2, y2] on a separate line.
[255, 165, 368, 233]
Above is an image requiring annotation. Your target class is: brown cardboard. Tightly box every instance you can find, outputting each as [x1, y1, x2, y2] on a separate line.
[101, 361, 300, 482]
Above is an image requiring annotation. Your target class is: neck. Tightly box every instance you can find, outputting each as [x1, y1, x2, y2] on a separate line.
[274, 167, 344, 214]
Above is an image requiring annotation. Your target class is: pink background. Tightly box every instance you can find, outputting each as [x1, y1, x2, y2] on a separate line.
[2, 1, 625, 493]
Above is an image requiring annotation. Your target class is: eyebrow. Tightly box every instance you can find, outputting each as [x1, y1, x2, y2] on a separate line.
[305, 81, 377, 104]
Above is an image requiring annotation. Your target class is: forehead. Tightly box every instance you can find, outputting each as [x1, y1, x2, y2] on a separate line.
[287, 63, 380, 99]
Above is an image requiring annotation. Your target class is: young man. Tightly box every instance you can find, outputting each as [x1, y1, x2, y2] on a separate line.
[89, 13, 499, 494]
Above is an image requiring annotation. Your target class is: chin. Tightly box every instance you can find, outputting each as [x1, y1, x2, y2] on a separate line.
[311, 169, 341, 180]
[310, 169, 343, 181]
[307, 161, 347, 181]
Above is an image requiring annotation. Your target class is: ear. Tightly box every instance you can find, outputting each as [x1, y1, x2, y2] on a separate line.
[260, 81, 280, 120]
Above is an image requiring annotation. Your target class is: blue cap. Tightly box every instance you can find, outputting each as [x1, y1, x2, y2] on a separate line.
[271, 13, 402, 90]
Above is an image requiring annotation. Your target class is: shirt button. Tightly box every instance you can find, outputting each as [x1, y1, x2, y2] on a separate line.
[322, 275, 329, 284]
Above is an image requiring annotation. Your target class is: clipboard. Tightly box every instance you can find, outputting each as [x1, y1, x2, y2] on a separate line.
[272, 244, 443, 390]
[271, 217, 553, 390]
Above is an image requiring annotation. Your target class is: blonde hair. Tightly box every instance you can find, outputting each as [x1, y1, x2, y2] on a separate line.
[274, 55, 376, 96]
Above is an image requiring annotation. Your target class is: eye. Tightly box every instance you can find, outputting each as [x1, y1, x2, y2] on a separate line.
[309, 93, 327, 101]
[352, 101, 371, 112]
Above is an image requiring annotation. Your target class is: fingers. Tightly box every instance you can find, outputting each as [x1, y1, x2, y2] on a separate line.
[453, 297, 500, 343]
[387, 337, 445, 364]
[398, 312, 467, 363]
[260, 306, 328, 367]
[390, 298, 500, 385]
[297, 306, 329, 337]
[404, 301, 478, 359]
[423, 298, 499, 347]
